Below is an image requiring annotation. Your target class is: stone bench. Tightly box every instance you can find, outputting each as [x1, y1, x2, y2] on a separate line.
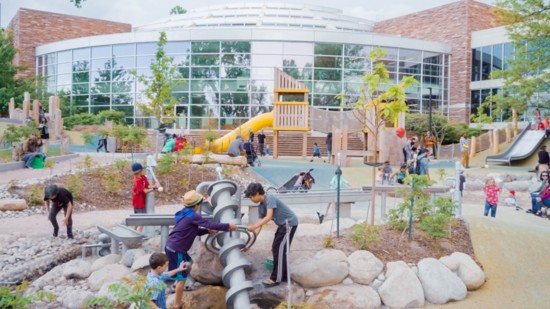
[0, 153, 79, 172]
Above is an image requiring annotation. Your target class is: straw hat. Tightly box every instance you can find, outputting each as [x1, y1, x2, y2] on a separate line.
[183, 190, 204, 207]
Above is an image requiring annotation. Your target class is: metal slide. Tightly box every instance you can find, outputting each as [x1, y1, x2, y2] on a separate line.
[486, 124, 546, 165]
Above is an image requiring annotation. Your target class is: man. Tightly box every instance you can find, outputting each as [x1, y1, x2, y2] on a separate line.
[402, 137, 416, 164]
[248, 128, 255, 143]
[245, 183, 298, 286]
[228, 135, 244, 157]
[21, 136, 46, 169]
[43, 185, 74, 239]
[459, 133, 470, 168]
[417, 148, 430, 180]
[257, 130, 266, 156]
[538, 145, 549, 176]
[424, 132, 437, 159]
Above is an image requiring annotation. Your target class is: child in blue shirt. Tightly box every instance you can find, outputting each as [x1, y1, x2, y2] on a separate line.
[309, 142, 325, 163]
[146, 252, 188, 309]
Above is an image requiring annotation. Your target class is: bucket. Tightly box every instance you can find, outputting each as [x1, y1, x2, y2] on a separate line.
[265, 257, 273, 272]
[31, 156, 45, 169]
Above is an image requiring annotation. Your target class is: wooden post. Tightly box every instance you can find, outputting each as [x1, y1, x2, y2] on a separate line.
[470, 136, 477, 158]
[273, 130, 279, 159]
[8, 98, 15, 119]
[512, 108, 518, 136]
[302, 131, 307, 159]
[505, 126, 511, 143]
[493, 129, 500, 154]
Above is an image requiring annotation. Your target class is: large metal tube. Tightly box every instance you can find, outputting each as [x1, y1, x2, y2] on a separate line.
[197, 180, 253, 309]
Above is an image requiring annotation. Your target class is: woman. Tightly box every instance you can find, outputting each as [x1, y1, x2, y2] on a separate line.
[529, 172, 550, 216]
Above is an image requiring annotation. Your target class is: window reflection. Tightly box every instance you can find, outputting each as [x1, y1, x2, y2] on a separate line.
[57, 51, 72, 63]
[165, 41, 191, 54]
[344, 44, 371, 57]
[221, 54, 251, 66]
[313, 69, 341, 81]
[114, 44, 136, 57]
[221, 67, 250, 79]
[221, 80, 250, 92]
[314, 56, 342, 68]
[221, 105, 250, 117]
[92, 46, 112, 59]
[191, 67, 220, 79]
[398, 49, 422, 62]
[192, 54, 220, 66]
[222, 41, 251, 53]
[314, 43, 342, 56]
[481, 46, 491, 80]
[73, 48, 90, 61]
[137, 43, 156, 55]
[192, 41, 220, 53]
[313, 94, 340, 106]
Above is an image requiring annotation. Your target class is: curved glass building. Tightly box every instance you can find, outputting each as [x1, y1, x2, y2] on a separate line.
[35, 3, 451, 129]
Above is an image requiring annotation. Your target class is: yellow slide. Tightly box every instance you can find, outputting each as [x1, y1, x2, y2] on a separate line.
[209, 112, 273, 153]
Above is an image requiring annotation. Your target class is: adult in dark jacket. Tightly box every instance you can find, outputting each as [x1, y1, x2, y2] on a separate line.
[165, 190, 236, 309]
[326, 133, 333, 164]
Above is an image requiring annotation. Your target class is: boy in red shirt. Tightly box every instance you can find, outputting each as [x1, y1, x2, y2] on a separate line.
[132, 163, 155, 232]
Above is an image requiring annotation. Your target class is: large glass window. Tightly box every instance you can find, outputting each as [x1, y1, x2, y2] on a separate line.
[73, 48, 90, 61]
[92, 46, 112, 59]
[313, 69, 341, 81]
[252, 42, 283, 54]
[314, 56, 342, 68]
[192, 41, 220, 53]
[283, 42, 313, 55]
[114, 44, 136, 57]
[136, 42, 156, 55]
[481, 46, 492, 80]
[344, 44, 371, 57]
[471, 48, 481, 81]
[492, 44, 503, 71]
[314, 43, 342, 56]
[398, 49, 422, 62]
[222, 41, 250, 53]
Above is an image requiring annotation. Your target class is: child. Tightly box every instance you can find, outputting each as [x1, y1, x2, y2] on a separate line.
[265, 145, 271, 158]
[146, 253, 188, 309]
[482, 177, 502, 218]
[382, 161, 393, 185]
[245, 183, 299, 287]
[391, 164, 409, 185]
[132, 163, 155, 232]
[165, 190, 237, 309]
[43, 185, 74, 239]
[504, 190, 519, 210]
[318, 170, 352, 223]
[310, 142, 325, 162]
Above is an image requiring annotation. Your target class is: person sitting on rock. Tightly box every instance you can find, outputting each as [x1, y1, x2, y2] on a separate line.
[529, 172, 550, 216]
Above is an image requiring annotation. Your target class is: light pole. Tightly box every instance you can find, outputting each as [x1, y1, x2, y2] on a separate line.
[428, 87, 433, 134]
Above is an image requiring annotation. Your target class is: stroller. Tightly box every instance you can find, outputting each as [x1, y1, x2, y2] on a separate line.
[243, 142, 261, 167]
[267, 168, 315, 193]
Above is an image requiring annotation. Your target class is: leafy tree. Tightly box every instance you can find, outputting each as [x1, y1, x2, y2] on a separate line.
[70, 0, 85, 8]
[491, 0, 550, 126]
[340, 48, 417, 225]
[63, 113, 100, 130]
[170, 5, 187, 15]
[132, 32, 184, 128]
[1, 122, 39, 144]
[0, 29, 36, 116]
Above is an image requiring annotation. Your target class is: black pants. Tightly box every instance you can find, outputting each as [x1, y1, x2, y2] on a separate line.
[259, 143, 265, 156]
[97, 138, 108, 152]
[271, 224, 297, 283]
[49, 205, 73, 238]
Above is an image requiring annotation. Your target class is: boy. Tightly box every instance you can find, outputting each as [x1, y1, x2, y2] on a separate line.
[132, 162, 155, 233]
[146, 252, 188, 309]
[382, 161, 392, 185]
[245, 183, 299, 287]
[44, 185, 74, 239]
[309, 142, 325, 163]
[165, 190, 237, 309]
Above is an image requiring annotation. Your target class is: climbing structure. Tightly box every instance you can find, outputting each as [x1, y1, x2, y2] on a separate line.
[272, 68, 310, 159]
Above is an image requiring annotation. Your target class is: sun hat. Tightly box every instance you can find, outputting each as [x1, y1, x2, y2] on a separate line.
[131, 162, 143, 172]
[183, 190, 204, 207]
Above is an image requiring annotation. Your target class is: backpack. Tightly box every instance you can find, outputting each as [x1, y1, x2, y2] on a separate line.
[414, 156, 423, 175]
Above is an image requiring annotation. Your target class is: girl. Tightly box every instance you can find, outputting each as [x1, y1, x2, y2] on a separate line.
[482, 177, 502, 218]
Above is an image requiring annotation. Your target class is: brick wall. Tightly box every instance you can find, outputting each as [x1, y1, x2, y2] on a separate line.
[374, 0, 501, 123]
[7, 8, 131, 78]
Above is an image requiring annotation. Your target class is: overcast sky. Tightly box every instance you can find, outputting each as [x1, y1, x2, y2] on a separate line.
[1, 0, 495, 28]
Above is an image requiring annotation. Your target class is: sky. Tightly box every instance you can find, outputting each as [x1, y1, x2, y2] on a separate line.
[1, 0, 496, 28]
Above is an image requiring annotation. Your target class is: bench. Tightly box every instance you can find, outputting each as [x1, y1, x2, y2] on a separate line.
[96, 224, 147, 255]
[0, 153, 79, 172]
[241, 190, 371, 225]
[337, 150, 375, 167]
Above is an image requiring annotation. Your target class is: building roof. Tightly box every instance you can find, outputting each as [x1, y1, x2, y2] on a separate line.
[134, 2, 374, 33]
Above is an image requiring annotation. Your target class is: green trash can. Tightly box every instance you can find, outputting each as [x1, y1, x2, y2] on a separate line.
[31, 156, 45, 169]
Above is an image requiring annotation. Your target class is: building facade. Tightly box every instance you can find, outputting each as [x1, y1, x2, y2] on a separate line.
[7, 1, 506, 129]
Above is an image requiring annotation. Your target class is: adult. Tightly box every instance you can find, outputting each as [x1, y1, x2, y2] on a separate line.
[228, 135, 244, 157]
[257, 130, 266, 156]
[97, 132, 109, 153]
[424, 131, 437, 158]
[538, 145, 549, 176]
[43, 185, 74, 239]
[529, 171, 549, 216]
[402, 137, 416, 164]
[417, 148, 430, 180]
[460, 133, 470, 168]
[161, 135, 176, 153]
[248, 128, 255, 143]
[326, 132, 333, 164]
[245, 183, 299, 286]
[21, 136, 46, 169]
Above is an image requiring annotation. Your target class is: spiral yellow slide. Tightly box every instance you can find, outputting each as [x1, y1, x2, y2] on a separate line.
[209, 111, 273, 153]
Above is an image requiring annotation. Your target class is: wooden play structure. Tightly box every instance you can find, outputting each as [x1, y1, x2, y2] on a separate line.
[272, 68, 310, 159]
[8, 92, 64, 141]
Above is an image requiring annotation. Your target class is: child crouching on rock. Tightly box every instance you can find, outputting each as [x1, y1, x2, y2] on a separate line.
[146, 252, 188, 309]
[165, 190, 236, 309]
[482, 177, 502, 218]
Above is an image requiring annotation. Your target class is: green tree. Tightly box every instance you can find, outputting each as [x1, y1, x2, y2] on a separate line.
[340, 48, 417, 225]
[0, 29, 36, 116]
[70, 0, 85, 8]
[132, 32, 184, 128]
[170, 5, 187, 15]
[491, 0, 550, 126]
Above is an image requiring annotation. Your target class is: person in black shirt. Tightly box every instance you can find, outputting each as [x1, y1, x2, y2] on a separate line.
[43, 185, 74, 239]
[257, 130, 266, 156]
[248, 128, 255, 143]
[538, 145, 549, 177]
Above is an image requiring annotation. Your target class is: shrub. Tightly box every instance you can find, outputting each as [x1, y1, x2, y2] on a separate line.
[65, 175, 83, 199]
[64, 113, 100, 130]
[322, 235, 336, 248]
[0, 281, 54, 309]
[157, 153, 175, 176]
[81, 130, 95, 145]
[101, 169, 123, 195]
[26, 184, 44, 206]
[347, 222, 380, 250]
[79, 155, 96, 170]
[98, 110, 126, 125]
[1, 123, 39, 144]
[419, 197, 456, 238]
[114, 159, 130, 172]
[84, 276, 158, 309]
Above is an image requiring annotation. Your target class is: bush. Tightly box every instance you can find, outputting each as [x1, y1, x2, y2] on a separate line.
[84, 276, 158, 309]
[157, 153, 175, 176]
[101, 169, 123, 195]
[26, 184, 44, 206]
[322, 235, 336, 248]
[2, 122, 39, 144]
[98, 110, 126, 125]
[347, 222, 380, 250]
[64, 113, 99, 130]
[419, 197, 456, 238]
[0, 281, 54, 309]
[65, 175, 83, 199]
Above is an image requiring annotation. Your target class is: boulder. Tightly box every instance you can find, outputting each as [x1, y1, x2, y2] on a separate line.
[121, 249, 146, 268]
[0, 199, 28, 211]
[131, 253, 152, 271]
[175, 285, 227, 309]
[188, 242, 224, 285]
[97, 281, 121, 302]
[291, 249, 348, 288]
[62, 259, 92, 279]
[464, 179, 484, 191]
[439, 255, 459, 272]
[249, 282, 305, 308]
[503, 181, 532, 192]
[347, 250, 383, 285]
[451, 252, 485, 290]
[418, 258, 467, 304]
[27, 264, 65, 294]
[378, 261, 424, 308]
[61, 290, 94, 309]
[306, 284, 381, 309]
[91, 254, 121, 272]
[87, 264, 131, 291]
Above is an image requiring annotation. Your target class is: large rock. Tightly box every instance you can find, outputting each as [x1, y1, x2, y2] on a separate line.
[378, 261, 424, 308]
[188, 242, 224, 285]
[131, 253, 152, 271]
[417, 258, 467, 304]
[451, 252, 485, 290]
[61, 290, 94, 309]
[97, 281, 121, 302]
[347, 250, 383, 285]
[87, 264, 131, 291]
[291, 249, 348, 288]
[91, 254, 121, 272]
[27, 264, 65, 294]
[121, 249, 146, 267]
[62, 259, 92, 279]
[175, 285, 227, 309]
[249, 282, 305, 309]
[503, 180, 532, 192]
[0, 199, 28, 211]
[439, 255, 459, 272]
[307, 284, 381, 309]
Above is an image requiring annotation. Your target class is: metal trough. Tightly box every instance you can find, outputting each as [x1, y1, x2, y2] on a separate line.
[96, 224, 146, 255]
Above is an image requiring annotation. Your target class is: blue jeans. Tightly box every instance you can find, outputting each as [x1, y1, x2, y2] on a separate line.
[22, 153, 46, 168]
[484, 201, 497, 217]
[530, 192, 550, 213]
